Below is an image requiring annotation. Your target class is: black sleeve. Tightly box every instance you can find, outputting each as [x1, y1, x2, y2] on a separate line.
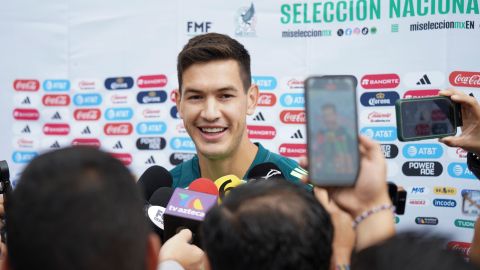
[467, 152, 480, 180]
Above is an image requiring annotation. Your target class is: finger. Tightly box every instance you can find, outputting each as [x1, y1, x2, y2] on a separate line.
[314, 187, 330, 209]
[439, 136, 463, 148]
[298, 156, 308, 169]
[359, 135, 382, 160]
[300, 174, 309, 184]
[439, 89, 455, 97]
[174, 229, 193, 243]
[450, 93, 479, 110]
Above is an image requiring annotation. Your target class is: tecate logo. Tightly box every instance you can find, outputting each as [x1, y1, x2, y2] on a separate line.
[170, 137, 196, 151]
[447, 242, 471, 257]
[403, 89, 440, 98]
[136, 90, 167, 104]
[13, 109, 40, 120]
[415, 217, 438, 225]
[360, 127, 397, 142]
[74, 109, 101, 121]
[136, 137, 166, 150]
[380, 144, 398, 159]
[43, 79, 70, 91]
[76, 79, 98, 90]
[278, 144, 306, 157]
[280, 93, 304, 107]
[447, 163, 475, 179]
[14, 79, 40, 91]
[361, 74, 400, 89]
[104, 108, 134, 121]
[433, 199, 456, 208]
[247, 125, 276, 139]
[14, 137, 37, 149]
[108, 93, 130, 105]
[257, 93, 277, 106]
[141, 108, 162, 119]
[252, 76, 277, 90]
[367, 111, 392, 123]
[43, 123, 70, 135]
[104, 77, 134, 90]
[170, 106, 180, 119]
[104, 123, 133, 136]
[136, 122, 167, 135]
[360, 92, 400, 107]
[402, 161, 443, 177]
[42, 94, 70, 106]
[71, 138, 101, 148]
[286, 78, 304, 90]
[110, 153, 133, 165]
[450, 71, 480, 88]
[137, 74, 168, 88]
[12, 151, 38, 164]
[402, 144, 443, 159]
[280, 110, 305, 124]
[73, 93, 102, 106]
[170, 152, 195, 165]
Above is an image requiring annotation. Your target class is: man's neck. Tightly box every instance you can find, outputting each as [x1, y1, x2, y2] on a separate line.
[198, 139, 258, 181]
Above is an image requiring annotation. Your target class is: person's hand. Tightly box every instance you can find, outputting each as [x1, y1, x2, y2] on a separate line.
[469, 217, 480, 266]
[159, 229, 205, 270]
[439, 89, 480, 155]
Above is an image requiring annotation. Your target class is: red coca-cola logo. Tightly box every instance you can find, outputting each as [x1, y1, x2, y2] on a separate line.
[42, 94, 70, 106]
[257, 93, 277, 107]
[456, 148, 468, 158]
[280, 110, 305, 124]
[450, 71, 480, 87]
[43, 123, 70, 135]
[278, 144, 307, 157]
[13, 108, 40, 120]
[247, 125, 276, 139]
[71, 138, 101, 148]
[403, 89, 440, 98]
[137, 74, 168, 88]
[104, 123, 133, 135]
[14, 79, 40, 91]
[74, 109, 101, 121]
[447, 241, 471, 257]
[110, 153, 133, 165]
[431, 109, 447, 121]
[361, 74, 400, 89]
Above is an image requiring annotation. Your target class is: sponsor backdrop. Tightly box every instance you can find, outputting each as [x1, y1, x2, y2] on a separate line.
[1, 0, 479, 254]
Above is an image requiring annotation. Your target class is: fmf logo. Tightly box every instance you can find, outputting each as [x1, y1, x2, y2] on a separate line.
[433, 199, 456, 208]
[42, 95, 70, 106]
[136, 90, 167, 104]
[110, 153, 133, 166]
[257, 93, 276, 106]
[360, 92, 400, 107]
[280, 93, 304, 107]
[448, 163, 475, 179]
[403, 89, 440, 98]
[136, 137, 166, 150]
[104, 123, 133, 136]
[415, 217, 438, 225]
[12, 151, 38, 164]
[360, 74, 400, 89]
[252, 76, 277, 90]
[450, 71, 480, 88]
[14, 79, 40, 91]
[402, 144, 443, 159]
[433, 186, 457, 195]
[170, 137, 196, 151]
[136, 122, 167, 135]
[280, 110, 305, 124]
[410, 187, 428, 194]
[71, 138, 101, 148]
[279, 144, 306, 157]
[187, 21, 212, 35]
[137, 74, 167, 88]
[13, 109, 39, 120]
[74, 109, 101, 121]
[170, 152, 195, 165]
[73, 93, 102, 106]
[104, 77, 134, 90]
[43, 123, 70, 135]
[43, 79, 70, 91]
[402, 161, 443, 177]
[380, 144, 398, 159]
[247, 125, 276, 139]
[105, 108, 134, 121]
[360, 127, 396, 142]
[170, 106, 180, 119]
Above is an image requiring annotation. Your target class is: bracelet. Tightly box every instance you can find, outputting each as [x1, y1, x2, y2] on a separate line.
[352, 204, 395, 229]
[336, 264, 350, 270]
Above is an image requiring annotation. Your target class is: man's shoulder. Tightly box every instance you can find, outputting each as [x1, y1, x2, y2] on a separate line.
[169, 156, 199, 188]
[261, 146, 307, 181]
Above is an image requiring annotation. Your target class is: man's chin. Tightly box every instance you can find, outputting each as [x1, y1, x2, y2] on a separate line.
[197, 148, 230, 161]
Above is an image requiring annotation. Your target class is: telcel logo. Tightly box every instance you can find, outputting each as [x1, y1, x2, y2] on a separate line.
[105, 108, 134, 121]
[433, 186, 457, 195]
[361, 74, 400, 89]
[360, 127, 396, 142]
[170, 137, 196, 151]
[43, 79, 70, 91]
[402, 144, 443, 159]
[433, 199, 456, 208]
[360, 92, 400, 107]
[137, 90, 167, 104]
[252, 76, 277, 90]
[104, 77, 134, 90]
[280, 93, 304, 107]
[73, 93, 102, 106]
[137, 74, 167, 88]
[136, 122, 167, 135]
[247, 125, 276, 139]
[402, 161, 443, 176]
[12, 151, 38, 164]
[448, 163, 475, 179]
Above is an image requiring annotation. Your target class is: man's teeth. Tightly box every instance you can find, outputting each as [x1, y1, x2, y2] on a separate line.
[201, 128, 225, 133]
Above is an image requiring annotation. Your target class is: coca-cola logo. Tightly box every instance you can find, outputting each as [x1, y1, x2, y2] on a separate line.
[74, 109, 101, 121]
[137, 74, 168, 88]
[42, 94, 70, 106]
[447, 241, 471, 257]
[43, 123, 70, 135]
[71, 138, 101, 148]
[104, 123, 133, 135]
[13, 109, 40, 120]
[403, 89, 440, 98]
[361, 74, 400, 89]
[278, 143, 307, 157]
[14, 79, 40, 91]
[110, 153, 133, 165]
[247, 125, 276, 139]
[257, 93, 276, 107]
[456, 148, 468, 158]
[450, 71, 480, 87]
[280, 110, 305, 124]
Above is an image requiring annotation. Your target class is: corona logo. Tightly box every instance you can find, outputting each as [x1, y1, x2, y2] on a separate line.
[375, 92, 385, 99]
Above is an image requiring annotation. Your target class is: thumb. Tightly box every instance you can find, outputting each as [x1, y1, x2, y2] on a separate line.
[439, 136, 463, 148]
[174, 229, 193, 243]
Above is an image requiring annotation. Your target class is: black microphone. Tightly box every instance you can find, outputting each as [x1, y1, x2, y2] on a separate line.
[246, 162, 285, 182]
[146, 187, 174, 243]
[137, 165, 173, 202]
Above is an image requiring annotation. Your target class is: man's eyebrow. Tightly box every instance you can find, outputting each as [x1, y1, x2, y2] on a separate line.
[183, 86, 239, 94]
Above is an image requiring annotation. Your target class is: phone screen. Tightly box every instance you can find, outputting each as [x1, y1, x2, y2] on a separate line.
[306, 76, 359, 186]
[398, 98, 456, 140]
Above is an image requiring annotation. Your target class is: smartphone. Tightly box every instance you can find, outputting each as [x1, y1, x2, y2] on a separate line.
[396, 96, 461, 141]
[305, 75, 360, 186]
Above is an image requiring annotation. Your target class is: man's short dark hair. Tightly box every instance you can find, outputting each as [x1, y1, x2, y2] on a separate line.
[177, 32, 251, 92]
[6, 147, 149, 270]
[322, 103, 337, 113]
[202, 179, 333, 270]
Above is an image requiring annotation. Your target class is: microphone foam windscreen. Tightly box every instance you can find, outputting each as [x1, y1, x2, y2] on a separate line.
[137, 165, 173, 201]
[188, 178, 219, 196]
[214, 174, 244, 203]
[149, 187, 175, 207]
[247, 162, 285, 181]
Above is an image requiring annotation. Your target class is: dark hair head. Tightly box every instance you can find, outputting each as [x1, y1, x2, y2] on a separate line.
[6, 147, 149, 270]
[202, 179, 333, 270]
[177, 32, 251, 92]
[322, 103, 337, 113]
[352, 232, 476, 270]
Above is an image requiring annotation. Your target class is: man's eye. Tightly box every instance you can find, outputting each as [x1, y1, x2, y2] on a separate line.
[220, 94, 234, 99]
[188, 95, 202, 100]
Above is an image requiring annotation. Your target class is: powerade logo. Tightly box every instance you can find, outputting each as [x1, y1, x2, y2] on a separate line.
[380, 144, 398, 159]
[280, 93, 304, 107]
[252, 76, 277, 90]
[170, 137, 196, 151]
[402, 144, 443, 159]
[136, 90, 167, 104]
[136, 137, 166, 150]
[73, 93, 102, 106]
[403, 161, 443, 176]
[360, 91, 400, 107]
[360, 127, 396, 142]
[170, 152, 195, 165]
[12, 151, 37, 164]
[105, 77, 134, 90]
[136, 122, 167, 135]
[415, 217, 438, 225]
[43, 79, 70, 91]
[433, 199, 456, 208]
[105, 108, 133, 121]
[170, 106, 180, 119]
[448, 163, 475, 179]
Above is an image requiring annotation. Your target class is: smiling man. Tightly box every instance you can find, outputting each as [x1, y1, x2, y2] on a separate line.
[171, 33, 306, 187]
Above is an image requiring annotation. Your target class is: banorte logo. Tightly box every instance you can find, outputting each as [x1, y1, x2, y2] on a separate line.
[42, 95, 70, 106]
[450, 71, 480, 88]
[257, 93, 276, 107]
[279, 144, 306, 157]
[447, 241, 471, 258]
[71, 138, 101, 148]
[43, 123, 70, 135]
[137, 74, 168, 88]
[110, 153, 133, 166]
[247, 125, 276, 139]
[280, 110, 305, 124]
[74, 109, 101, 121]
[361, 74, 400, 89]
[14, 79, 40, 91]
[13, 109, 40, 120]
[104, 123, 133, 136]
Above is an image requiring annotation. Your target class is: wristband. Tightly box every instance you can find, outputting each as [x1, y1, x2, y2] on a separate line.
[352, 204, 395, 229]
[336, 264, 350, 270]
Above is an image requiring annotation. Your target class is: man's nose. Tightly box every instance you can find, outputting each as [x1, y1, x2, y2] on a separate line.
[201, 97, 221, 121]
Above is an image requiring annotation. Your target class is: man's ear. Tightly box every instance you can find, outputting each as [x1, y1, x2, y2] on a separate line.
[146, 233, 161, 270]
[174, 89, 183, 119]
[246, 84, 259, 116]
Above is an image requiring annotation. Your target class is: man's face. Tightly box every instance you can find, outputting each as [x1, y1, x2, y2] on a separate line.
[176, 60, 257, 160]
[322, 107, 338, 130]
